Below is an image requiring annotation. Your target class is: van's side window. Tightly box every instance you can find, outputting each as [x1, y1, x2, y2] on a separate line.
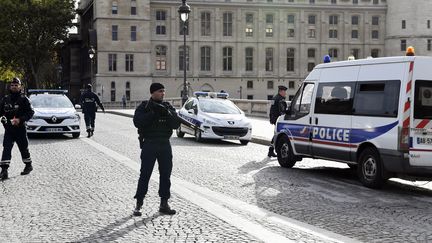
[353, 80, 400, 117]
[290, 83, 314, 118]
[315, 82, 354, 115]
[414, 80, 432, 119]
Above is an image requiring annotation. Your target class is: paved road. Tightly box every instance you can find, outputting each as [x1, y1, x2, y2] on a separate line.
[1, 113, 432, 242]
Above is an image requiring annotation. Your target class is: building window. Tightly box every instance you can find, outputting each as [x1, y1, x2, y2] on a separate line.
[112, 25, 118, 41]
[223, 12, 233, 36]
[130, 26, 137, 41]
[267, 95, 273, 100]
[201, 46, 211, 71]
[287, 15, 295, 24]
[247, 95, 253, 100]
[352, 16, 359, 25]
[353, 0, 358, 4]
[308, 48, 315, 58]
[247, 81, 253, 89]
[329, 29, 338, 38]
[372, 16, 379, 25]
[245, 47, 253, 71]
[179, 46, 189, 71]
[246, 13, 254, 24]
[428, 39, 432, 51]
[308, 62, 315, 71]
[155, 46, 167, 70]
[309, 0, 315, 4]
[287, 48, 294, 72]
[308, 15, 316, 25]
[125, 81, 131, 101]
[111, 81, 116, 102]
[265, 48, 274, 72]
[156, 10, 166, 35]
[371, 49, 379, 58]
[156, 25, 166, 35]
[351, 49, 359, 59]
[266, 14, 274, 24]
[112, 1, 118, 14]
[125, 54, 134, 72]
[287, 29, 295, 37]
[401, 40, 406, 51]
[108, 54, 117, 71]
[265, 28, 273, 37]
[289, 81, 295, 89]
[402, 20, 406, 29]
[372, 30, 379, 39]
[329, 48, 338, 58]
[373, 0, 379, 4]
[329, 15, 338, 25]
[267, 81, 274, 89]
[222, 47, 233, 71]
[351, 30, 358, 39]
[428, 20, 431, 29]
[179, 20, 189, 35]
[308, 29, 316, 38]
[245, 27, 253, 37]
[201, 12, 211, 36]
[131, 0, 137, 15]
[156, 10, 166, 20]
[331, 0, 337, 4]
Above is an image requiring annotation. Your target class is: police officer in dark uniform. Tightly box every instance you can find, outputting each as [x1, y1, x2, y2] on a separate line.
[80, 84, 105, 138]
[133, 83, 181, 216]
[268, 85, 288, 157]
[0, 77, 35, 180]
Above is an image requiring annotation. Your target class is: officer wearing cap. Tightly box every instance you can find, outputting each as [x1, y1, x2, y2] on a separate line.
[268, 85, 288, 157]
[0, 77, 35, 180]
[80, 84, 105, 137]
[132, 83, 181, 216]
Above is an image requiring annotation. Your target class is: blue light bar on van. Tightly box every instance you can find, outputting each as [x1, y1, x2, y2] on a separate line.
[28, 89, 68, 94]
[194, 91, 229, 99]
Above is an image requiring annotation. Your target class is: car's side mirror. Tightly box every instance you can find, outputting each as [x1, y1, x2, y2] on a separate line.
[187, 109, 195, 114]
[74, 104, 81, 109]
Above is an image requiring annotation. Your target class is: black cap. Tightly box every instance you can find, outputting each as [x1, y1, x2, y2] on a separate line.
[11, 77, 22, 85]
[278, 85, 287, 91]
[150, 83, 165, 93]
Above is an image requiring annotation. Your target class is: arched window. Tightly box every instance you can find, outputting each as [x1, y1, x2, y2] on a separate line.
[155, 46, 167, 70]
[125, 81, 131, 101]
[111, 81, 116, 101]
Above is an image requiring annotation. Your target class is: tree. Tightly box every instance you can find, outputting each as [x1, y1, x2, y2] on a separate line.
[0, 0, 75, 88]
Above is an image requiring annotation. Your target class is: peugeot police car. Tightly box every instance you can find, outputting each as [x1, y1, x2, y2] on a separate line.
[27, 90, 81, 138]
[176, 92, 252, 145]
[272, 50, 432, 188]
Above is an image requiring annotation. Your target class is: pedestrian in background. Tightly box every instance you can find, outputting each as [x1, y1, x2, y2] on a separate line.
[268, 85, 288, 157]
[122, 94, 126, 109]
[132, 83, 180, 216]
[0, 77, 35, 180]
[80, 84, 105, 138]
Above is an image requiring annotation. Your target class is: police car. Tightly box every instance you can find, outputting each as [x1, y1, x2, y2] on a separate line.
[26, 90, 81, 138]
[176, 92, 252, 145]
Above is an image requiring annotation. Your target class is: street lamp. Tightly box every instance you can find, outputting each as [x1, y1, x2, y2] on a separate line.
[56, 65, 63, 89]
[88, 46, 96, 92]
[178, 0, 191, 105]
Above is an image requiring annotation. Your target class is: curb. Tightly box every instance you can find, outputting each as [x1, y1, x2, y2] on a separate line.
[106, 110, 271, 146]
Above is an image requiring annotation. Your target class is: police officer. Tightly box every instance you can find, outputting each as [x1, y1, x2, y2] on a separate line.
[268, 85, 288, 157]
[80, 84, 105, 137]
[132, 83, 180, 216]
[0, 77, 35, 180]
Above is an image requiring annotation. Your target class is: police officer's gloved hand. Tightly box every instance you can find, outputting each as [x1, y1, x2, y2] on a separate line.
[0, 116, 7, 125]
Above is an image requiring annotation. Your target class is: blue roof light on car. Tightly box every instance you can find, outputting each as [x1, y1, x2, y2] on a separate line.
[28, 89, 68, 95]
[193, 91, 229, 99]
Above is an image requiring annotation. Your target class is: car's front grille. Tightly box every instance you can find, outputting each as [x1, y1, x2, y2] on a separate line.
[43, 118, 65, 124]
[212, 127, 248, 137]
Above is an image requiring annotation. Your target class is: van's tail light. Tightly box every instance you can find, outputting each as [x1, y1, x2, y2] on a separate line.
[399, 127, 410, 152]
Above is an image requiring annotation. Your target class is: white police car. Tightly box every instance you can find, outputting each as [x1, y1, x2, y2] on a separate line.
[176, 92, 252, 145]
[26, 90, 81, 138]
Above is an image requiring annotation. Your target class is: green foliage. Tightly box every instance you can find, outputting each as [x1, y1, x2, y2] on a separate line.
[0, 0, 75, 88]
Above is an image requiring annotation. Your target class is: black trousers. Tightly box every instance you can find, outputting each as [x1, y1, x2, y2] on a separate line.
[0, 127, 32, 168]
[134, 140, 173, 201]
[83, 112, 96, 130]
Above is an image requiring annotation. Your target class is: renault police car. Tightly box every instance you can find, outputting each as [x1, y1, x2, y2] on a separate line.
[176, 92, 252, 145]
[27, 90, 81, 138]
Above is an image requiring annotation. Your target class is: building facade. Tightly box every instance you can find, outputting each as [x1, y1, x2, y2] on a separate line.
[73, 0, 432, 102]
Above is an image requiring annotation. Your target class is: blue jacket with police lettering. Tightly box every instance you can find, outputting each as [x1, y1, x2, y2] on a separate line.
[0, 92, 34, 128]
[80, 90, 104, 114]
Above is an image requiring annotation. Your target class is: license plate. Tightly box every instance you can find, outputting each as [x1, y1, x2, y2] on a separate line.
[417, 137, 432, 144]
[224, 135, 239, 139]
[46, 128, 63, 132]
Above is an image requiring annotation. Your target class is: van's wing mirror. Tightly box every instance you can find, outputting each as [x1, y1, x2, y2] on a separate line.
[74, 104, 81, 109]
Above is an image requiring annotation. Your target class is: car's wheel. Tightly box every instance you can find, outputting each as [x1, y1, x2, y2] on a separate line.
[195, 129, 202, 142]
[276, 136, 296, 168]
[72, 132, 80, 138]
[357, 147, 386, 189]
[240, 140, 249, 145]
[176, 126, 185, 138]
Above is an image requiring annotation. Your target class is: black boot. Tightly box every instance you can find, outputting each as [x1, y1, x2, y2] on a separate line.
[90, 129, 94, 137]
[159, 199, 176, 215]
[133, 199, 143, 216]
[87, 129, 91, 138]
[21, 163, 33, 175]
[0, 167, 8, 180]
[267, 147, 277, 157]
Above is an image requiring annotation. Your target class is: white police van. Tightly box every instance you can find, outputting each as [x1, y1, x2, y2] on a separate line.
[273, 55, 432, 188]
[177, 92, 252, 145]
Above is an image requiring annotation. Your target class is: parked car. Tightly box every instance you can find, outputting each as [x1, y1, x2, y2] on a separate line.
[26, 90, 81, 138]
[176, 92, 252, 145]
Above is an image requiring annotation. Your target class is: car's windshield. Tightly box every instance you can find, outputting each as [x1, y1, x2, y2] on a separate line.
[198, 99, 241, 114]
[30, 94, 73, 108]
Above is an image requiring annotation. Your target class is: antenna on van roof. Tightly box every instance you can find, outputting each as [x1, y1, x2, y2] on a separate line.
[406, 46, 415, 56]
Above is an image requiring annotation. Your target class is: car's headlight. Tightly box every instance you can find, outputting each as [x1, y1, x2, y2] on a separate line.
[203, 118, 218, 125]
[67, 114, 80, 121]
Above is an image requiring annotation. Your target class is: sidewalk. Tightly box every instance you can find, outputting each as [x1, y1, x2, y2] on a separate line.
[106, 109, 273, 145]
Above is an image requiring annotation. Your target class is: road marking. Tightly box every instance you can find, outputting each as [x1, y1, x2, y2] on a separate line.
[82, 138, 360, 243]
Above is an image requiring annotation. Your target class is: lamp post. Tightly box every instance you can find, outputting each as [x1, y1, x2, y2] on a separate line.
[55, 65, 63, 89]
[178, 0, 191, 105]
[88, 46, 96, 92]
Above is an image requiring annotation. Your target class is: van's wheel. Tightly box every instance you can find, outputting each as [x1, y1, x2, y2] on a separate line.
[276, 136, 296, 168]
[176, 127, 185, 138]
[240, 140, 249, 145]
[195, 129, 202, 142]
[357, 147, 386, 188]
[72, 132, 80, 138]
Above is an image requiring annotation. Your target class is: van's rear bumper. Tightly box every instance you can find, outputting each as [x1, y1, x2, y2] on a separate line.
[380, 149, 432, 177]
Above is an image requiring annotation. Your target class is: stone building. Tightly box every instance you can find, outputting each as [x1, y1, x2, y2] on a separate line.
[68, 0, 432, 102]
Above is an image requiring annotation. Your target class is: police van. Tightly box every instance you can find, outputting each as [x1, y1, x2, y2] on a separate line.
[273, 54, 432, 188]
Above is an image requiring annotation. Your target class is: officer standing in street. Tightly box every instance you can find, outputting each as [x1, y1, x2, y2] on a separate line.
[80, 84, 105, 138]
[132, 83, 180, 216]
[0, 77, 35, 180]
[268, 85, 288, 157]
